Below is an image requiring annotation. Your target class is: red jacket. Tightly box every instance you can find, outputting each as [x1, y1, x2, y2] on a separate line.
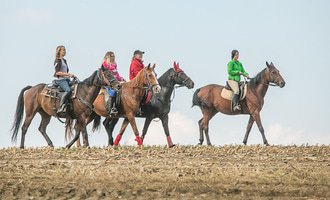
[129, 58, 144, 80]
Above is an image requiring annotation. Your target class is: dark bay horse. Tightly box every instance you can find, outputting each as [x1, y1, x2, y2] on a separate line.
[66, 64, 161, 148]
[11, 69, 119, 148]
[192, 62, 285, 146]
[94, 62, 195, 147]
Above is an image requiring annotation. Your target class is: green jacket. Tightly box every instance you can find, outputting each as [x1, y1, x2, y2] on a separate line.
[227, 59, 248, 82]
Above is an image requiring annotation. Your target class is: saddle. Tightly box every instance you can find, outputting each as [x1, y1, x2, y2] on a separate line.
[41, 81, 78, 115]
[42, 81, 77, 99]
[221, 81, 248, 101]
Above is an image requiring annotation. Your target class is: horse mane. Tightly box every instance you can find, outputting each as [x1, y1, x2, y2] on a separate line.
[157, 68, 173, 86]
[249, 68, 266, 89]
[82, 70, 97, 85]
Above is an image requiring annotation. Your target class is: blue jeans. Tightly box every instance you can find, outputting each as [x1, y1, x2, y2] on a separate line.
[55, 79, 71, 92]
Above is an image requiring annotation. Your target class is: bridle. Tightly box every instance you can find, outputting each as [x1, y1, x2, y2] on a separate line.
[142, 68, 160, 92]
[262, 68, 280, 87]
[97, 69, 117, 87]
[169, 70, 192, 102]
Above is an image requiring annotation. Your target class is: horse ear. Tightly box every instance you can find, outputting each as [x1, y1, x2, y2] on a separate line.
[270, 62, 274, 66]
[173, 61, 177, 69]
[146, 63, 151, 69]
[152, 64, 156, 69]
[266, 61, 270, 67]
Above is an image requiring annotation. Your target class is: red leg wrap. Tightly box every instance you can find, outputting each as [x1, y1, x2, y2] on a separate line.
[114, 134, 122, 146]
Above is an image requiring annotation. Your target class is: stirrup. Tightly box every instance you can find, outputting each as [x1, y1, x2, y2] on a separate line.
[57, 105, 67, 114]
[233, 104, 241, 111]
[110, 107, 118, 115]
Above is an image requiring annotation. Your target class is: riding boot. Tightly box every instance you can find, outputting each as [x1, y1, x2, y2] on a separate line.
[232, 94, 241, 111]
[110, 97, 118, 115]
[57, 92, 71, 113]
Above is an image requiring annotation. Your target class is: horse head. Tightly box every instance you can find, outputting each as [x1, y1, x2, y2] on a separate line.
[266, 62, 286, 88]
[172, 61, 194, 89]
[99, 68, 121, 90]
[145, 64, 161, 93]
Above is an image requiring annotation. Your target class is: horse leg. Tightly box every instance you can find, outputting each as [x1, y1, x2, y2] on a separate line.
[81, 127, 89, 147]
[113, 118, 129, 146]
[38, 111, 54, 147]
[243, 115, 255, 145]
[141, 117, 152, 142]
[251, 110, 269, 146]
[104, 118, 119, 146]
[198, 118, 204, 145]
[20, 111, 37, 149]
[66, 126, 81, 148]
[75, 138, 81, 148]
[201, 109, 216, 146]
[160, 115, 175, 148]
[126, 114, 143, 146]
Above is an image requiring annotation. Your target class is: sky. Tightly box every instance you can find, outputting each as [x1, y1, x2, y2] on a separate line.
[1, 0, 329, 148]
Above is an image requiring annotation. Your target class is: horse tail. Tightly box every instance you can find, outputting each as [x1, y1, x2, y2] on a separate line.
[192, 88, 201, 108]
[92, 115, 101, 132]
[65, 118, 75, 142]
[11, 86, 33, 142]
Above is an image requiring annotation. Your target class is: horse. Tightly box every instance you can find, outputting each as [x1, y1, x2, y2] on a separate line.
[11, 69, 120, 148]
[93, 62, 195, 147]
[65, 64, 161, 148]
[192, 62, 285, 146]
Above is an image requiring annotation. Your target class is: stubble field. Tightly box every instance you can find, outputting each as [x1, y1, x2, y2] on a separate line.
[0, 145, 329, 200]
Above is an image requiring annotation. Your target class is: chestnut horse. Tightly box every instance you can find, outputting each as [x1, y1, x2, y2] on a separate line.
[11, 69, 119, 148]
[66, 64, 161, 147]
[192, 62, 285, 146]
[93, 62, 195, 147]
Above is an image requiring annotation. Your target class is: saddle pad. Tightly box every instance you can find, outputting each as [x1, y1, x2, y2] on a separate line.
[221, 84, 247, 101]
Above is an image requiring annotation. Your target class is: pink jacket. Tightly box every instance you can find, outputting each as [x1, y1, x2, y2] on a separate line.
[102, 60, 124, 81]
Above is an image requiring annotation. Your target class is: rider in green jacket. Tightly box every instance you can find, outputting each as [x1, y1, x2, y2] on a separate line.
[227, 50, 250, 111]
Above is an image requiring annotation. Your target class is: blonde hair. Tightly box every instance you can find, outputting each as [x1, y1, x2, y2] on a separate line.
[55, 45, 65, 59]
[103, 51, 115, 63]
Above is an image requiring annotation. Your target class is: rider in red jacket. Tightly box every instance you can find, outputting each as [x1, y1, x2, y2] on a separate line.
[129, 50, 145, 80]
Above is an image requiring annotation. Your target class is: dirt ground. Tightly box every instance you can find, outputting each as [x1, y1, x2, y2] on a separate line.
[0, 145, 329, 200]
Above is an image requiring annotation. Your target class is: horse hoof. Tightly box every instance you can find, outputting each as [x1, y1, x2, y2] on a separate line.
[169, 144, 176, 148]
[265, 142, 270, 146]
[243, 141, 247, 145]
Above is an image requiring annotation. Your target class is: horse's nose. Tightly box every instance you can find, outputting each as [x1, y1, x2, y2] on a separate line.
[280, 81, 285, 88]
[154, 85, 161, 93]
[190, 81, 195, 89]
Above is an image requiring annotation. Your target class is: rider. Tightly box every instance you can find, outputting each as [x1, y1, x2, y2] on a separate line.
[101, 51, 125, 115]
[227, 50, 250, 111]
[129, 50, 145, 80]
[53, 45, 76, 114]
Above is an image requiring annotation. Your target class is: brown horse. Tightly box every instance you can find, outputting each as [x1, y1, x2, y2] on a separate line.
[66, 64, 161, 148]
[192, 62, 285, 146]
[11, 69, 119, 148]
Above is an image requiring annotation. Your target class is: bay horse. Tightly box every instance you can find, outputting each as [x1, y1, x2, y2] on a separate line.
[192, 62, 285, 146]
[93, 62, 195, 147]
[11, 69, 120, 148]
[66, 64, 161, 148]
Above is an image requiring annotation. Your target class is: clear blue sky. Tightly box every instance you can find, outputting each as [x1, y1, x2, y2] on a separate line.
[1, 0, 329, 148]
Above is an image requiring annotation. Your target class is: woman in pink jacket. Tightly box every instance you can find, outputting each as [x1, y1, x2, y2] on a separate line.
[102, 51, 125, 82]
[101, 51, 125, 115]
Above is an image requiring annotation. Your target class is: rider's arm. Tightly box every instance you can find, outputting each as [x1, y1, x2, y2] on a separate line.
[239, 63, 249, 78]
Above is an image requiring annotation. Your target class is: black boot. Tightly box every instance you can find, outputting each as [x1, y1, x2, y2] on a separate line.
[232, 94, 241, 111]
[57, 92, 71, 114]
[110, 97, 118, 115]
